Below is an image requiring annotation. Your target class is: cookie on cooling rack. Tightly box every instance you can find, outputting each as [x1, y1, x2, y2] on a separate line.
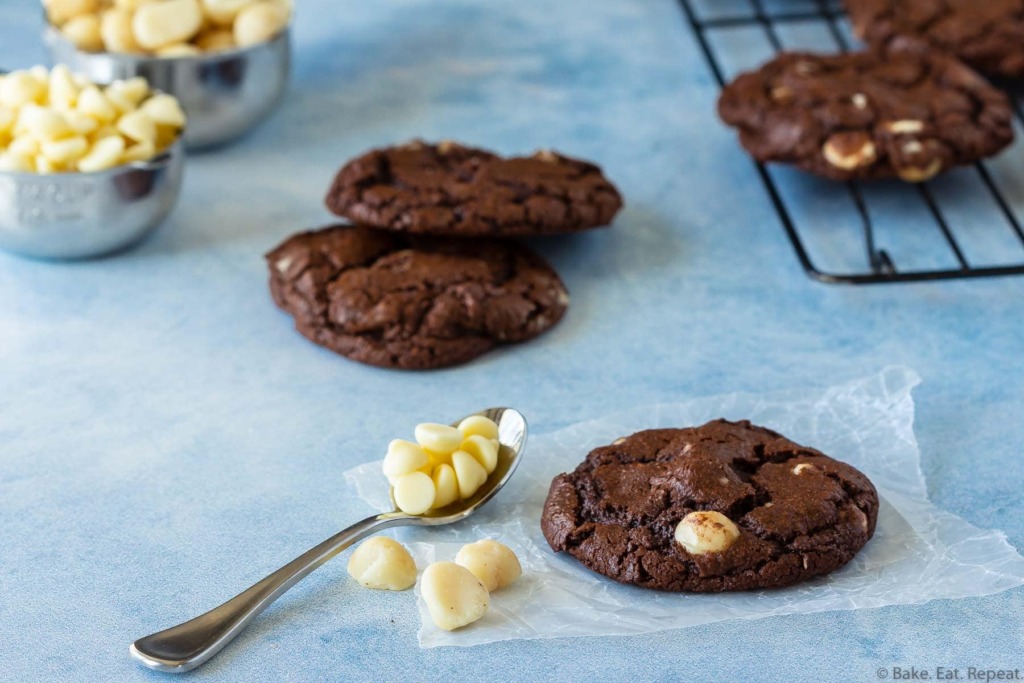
[845, 0, 1024, 80]
[266, 225, 569, 370]
[541, 419, 879, 592]
[717, 42, 1014, 182]
[324, 140, 623, 238]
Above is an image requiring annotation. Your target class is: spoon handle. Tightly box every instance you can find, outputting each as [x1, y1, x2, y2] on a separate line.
[130, 513, 407, 673]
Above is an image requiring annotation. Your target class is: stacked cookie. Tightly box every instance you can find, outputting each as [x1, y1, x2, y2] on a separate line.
[717, 9, 1017, 183]
[266, 141, 622, 370]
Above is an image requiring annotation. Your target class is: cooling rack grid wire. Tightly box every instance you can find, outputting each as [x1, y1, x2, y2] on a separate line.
[678, 0, 1024, 284]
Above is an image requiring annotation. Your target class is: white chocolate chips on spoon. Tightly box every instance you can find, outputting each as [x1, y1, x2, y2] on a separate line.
[383, 416, 501, 515]
[0, 66, 185, 174]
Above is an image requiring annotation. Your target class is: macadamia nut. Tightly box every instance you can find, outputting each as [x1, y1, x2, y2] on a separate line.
[0, 66, 185, 174]
[420, 562, 489, 631]
[53, 0, 289, 55]
[455, 540, 521, 592]
[674, 511, 741, 555]
[347, 537, 417, 591]
[233, 1, 289, 47]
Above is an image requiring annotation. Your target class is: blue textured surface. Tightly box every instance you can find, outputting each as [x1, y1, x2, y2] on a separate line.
[2, 1, 1023, 681]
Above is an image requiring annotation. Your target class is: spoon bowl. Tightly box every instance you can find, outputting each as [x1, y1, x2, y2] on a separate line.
[130, 407, 527, 673]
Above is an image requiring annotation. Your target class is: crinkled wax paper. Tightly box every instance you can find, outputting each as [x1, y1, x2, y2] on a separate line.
[344, 367, 1024, 648]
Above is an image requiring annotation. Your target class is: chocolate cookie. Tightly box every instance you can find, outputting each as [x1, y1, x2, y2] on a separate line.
[845, 0, 1024, 79]
[266, 225, 569, 370]
[717, 44, 1014, 182]
[541, 420, 879, 592]
[324, 141, 623, 237]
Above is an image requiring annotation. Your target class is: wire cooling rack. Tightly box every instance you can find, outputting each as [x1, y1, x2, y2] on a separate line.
[679, 0, 1024, 284]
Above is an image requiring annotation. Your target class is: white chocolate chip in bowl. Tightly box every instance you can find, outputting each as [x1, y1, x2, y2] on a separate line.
[0, 66, 187, 258]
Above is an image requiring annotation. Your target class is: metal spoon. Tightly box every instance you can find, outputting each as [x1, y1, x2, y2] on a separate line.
[130, 407, 527, 673]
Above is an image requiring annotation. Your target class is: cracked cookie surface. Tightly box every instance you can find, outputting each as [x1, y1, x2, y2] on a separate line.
[266, 225, 569, 370]
[717, 43, 1013, 182]
[324, 141, 623, 237]
[540, 420, 879, 592]
[845, 0, 1024, 79]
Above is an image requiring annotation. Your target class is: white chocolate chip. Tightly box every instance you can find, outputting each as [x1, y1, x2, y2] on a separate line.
[822, 132, 877, 170]
[718, 477, 729, 486]
[792, 463, 817, 475]
[140, 94, 188, 128]
[0, 152, 34, 172]
[534, 149, 558, 163]
[392, 471, 435, 515]
[794, 61, 818, 76]
[803, 556, 809, 569]
[48, 65, 79, 111]
[886, 120, 925, 135]
[897, 158, 942, 183]
[461, 435, 498, 474]
[437, 140, 458, 154]
[674, 511, 741, 555]
[420, 562, 489, 631]
[77, 85, 118, 122]
[415, 423, 463, 455]
[455, 540, 522, 592]
[17, 105, 74, 141]
[457, 415, 499, 441]
[347, 537, 417, 591]
[0, 72, 45, 108]
[41, 136, 88, 165]
[382, 439, 429, 481]
[451, 450, 488, 500]
[77, 135, 125, 172]
[274, 255, 293, 273]
[770, 86, 793, 103]
[431, 463, 459, 509]
[612, 437, 626, 446]
[121, 140, 156, 163]
[117, 109, 157, 144]
[851, 93, 868, 110]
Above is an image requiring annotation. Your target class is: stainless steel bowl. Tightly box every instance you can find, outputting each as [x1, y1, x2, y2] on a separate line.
[0, 139, 184, 260]
[45, 25, 291, 149]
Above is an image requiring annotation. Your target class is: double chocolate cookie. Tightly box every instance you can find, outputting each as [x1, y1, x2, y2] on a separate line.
[846, 0, 1024, 79]
[324, 141, 623, 237]
[266, 225, 569, 370]
[541, 420, 879, 592]
[717, 43, 1014, 182]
